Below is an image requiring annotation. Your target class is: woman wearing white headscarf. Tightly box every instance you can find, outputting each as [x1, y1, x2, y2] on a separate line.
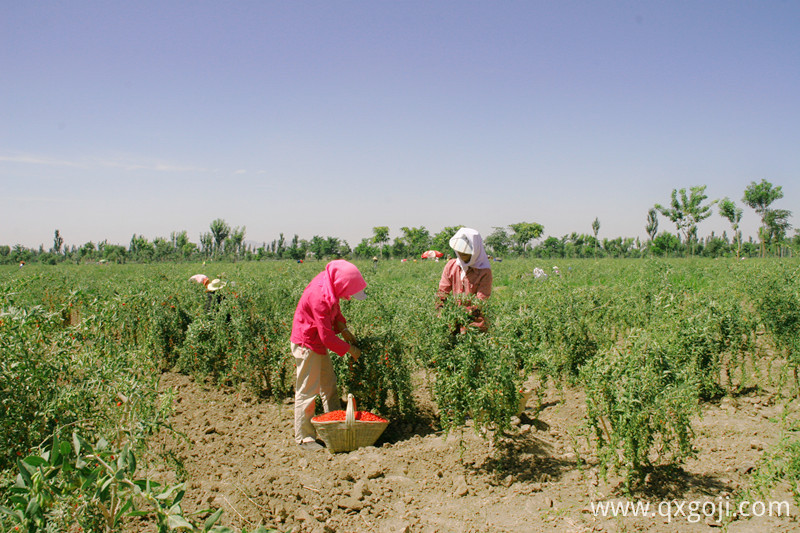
[437, 227, 493, 332]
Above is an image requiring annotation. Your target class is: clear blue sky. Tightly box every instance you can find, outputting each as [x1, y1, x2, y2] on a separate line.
[2, 1, 798, 250]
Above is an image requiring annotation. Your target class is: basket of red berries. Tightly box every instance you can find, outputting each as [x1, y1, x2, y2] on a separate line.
[311, 394, 389, 452]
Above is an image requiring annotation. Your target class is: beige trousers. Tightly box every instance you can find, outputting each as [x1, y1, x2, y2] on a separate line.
[292, 343, 341, 444]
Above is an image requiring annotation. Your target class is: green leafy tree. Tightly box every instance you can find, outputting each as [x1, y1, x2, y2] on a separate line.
[432, 226, 462, 255]
[485, 227, 511, 257]
[52, 229, 64, 255]
[276, 233, 286, 259]
[591, 218, 600, 258]
[266, 233, 288, 259]
[509, 222, 544, 255]
[719, 198, 743, 259]
[650, 232, 682, 257]
[602, 237, 634, 258]
[562, 233, 579, 258]
[764, 209, 793, 254]
[743, 179, 792, 256]
[11, 244, 32, 264]
[209, 218, 230, 258]
[225, 226, 246, 260]
[309, 236, 325, 259]
[153, 237, 173, 261]
[603, 237, 622, 258]
[168, 231, 194, 260]
[353, 238, 379, 258]
[129, 234, 155, 262]
[372, 226, 389, 245]
[181, 242, 198, 259]
[566, 232, 594, 258]
[400, 226, 432, 257]
[655, 185, 716, 256]
[171, 230, 188, 248]
[391, 237, 408, 258]
[702, 233, 728, 258]
[286, 234, 308, 260]
[645, 209, 658, 242]
[622, 237, 635, 257]
[199, 232, 213, 258]
[102, 244, 127, 263]
[372, 226, 390, 258]
[540, 236, 564, 258]
[327, 236, 342, 257]
[79, 241, 97, 262]
[170, 230, 190, 259]
[310, 235, 342, 259]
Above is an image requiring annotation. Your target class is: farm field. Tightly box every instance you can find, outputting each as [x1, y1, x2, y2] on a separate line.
[2, 258, 800, 532]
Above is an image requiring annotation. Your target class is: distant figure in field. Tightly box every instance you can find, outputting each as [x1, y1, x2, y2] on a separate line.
[189, 274, 227, 310]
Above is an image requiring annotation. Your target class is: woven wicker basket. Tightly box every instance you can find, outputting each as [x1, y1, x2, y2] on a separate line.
[311, 394, 389, 453]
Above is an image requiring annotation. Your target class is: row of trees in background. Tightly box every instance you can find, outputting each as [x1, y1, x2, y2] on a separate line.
[650, 179, 793, 259]
[2, 180, 796, 265]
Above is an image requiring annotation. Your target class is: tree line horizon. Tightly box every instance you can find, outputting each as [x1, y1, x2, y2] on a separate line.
[3, 179, 796, 265]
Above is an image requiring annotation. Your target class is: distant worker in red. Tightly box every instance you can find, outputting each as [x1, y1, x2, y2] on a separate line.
[437, 227, 493, 332]
[290, 260, 367, 450]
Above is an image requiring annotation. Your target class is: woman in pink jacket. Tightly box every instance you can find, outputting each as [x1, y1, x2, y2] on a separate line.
[290, 260, 367, 450]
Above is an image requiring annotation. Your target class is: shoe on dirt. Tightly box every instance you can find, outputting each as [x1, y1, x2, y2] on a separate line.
[298, 440, 324, 451]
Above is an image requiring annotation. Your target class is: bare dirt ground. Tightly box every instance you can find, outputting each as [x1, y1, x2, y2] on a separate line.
[139, 372, 800, 532]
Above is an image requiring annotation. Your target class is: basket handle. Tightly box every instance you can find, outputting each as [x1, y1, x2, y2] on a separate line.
[345, 393, 356, 428]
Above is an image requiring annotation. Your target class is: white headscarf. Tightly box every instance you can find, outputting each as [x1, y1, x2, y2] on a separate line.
[449, 227, 491, 279]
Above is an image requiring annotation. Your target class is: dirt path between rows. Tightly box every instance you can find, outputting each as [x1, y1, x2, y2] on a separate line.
[139, 372, 799, 532]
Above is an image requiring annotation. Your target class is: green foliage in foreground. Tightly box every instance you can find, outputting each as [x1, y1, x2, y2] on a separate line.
[751, 435, 800, 510]
[1, 433, 227, 533]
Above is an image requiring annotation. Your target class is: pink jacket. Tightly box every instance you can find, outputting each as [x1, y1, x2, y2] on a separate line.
[290, 260, 367, 356]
